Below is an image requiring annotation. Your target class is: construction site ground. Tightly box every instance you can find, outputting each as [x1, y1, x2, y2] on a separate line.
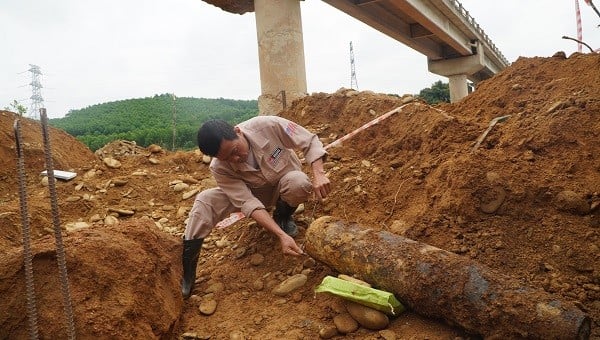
[1, 52, 599, 339]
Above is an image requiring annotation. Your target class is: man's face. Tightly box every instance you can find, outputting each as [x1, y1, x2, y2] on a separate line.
[215, 127, 249, 163]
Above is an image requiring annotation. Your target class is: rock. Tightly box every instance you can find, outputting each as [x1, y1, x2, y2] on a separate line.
[108, 208, 135, 216]
[215, 239, 230, 248]
[183, 189, 200, 200]
[131, 170, 147, 176]
[177, 206, 188, 217]
[252, 279, 264, 291]
[112, 177, 128, 186]
[272, 274, 307, 296]
[64, 221, 90, 232]
[173, 182, 190, 192]
[546, 100, 567, 114]
[379, 329, 397, 340]
[104, 215, 119, 226]
[89, 214, 102, 222]
[83, 169, 97, 180]
[181, 332, 199, 340]
[554, 190, 590, 215]
[147, 144, 162, 153]
[333, 313, 359, 334]
[480, 186, 506, 213]
[148, 157, 160, 165]
[389, 219, 411, 236]
[345, 300, 389, 330]
[249, 253, 264, 266]
[198, 299, 217, 315]
[234, 247, 247, 259]
[181, 176, 200, 184]
[202, 155, 212, 164]
[229, 330, 245, 340]
[318, 325, 338, 339]
[103, 157, 121, 169]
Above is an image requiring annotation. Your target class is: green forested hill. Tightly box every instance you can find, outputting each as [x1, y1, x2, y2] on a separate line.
[49, 94, 258, 151]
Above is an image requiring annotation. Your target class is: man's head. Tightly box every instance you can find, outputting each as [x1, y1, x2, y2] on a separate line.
[197, 119, 249, 163]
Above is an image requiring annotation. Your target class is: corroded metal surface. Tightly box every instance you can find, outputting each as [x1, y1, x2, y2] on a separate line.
[305, 216, 591, 339]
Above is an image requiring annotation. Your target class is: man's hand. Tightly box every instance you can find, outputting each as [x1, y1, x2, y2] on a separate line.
[279, 233, 303, 256]
[250, 208, 303, 256]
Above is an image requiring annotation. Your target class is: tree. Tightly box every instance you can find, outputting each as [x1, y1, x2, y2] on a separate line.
[4, 100, 27, 116]
[418, 81, 450, 105]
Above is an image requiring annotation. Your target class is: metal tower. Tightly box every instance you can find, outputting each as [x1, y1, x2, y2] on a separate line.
[349, 41, 358, 90]
[28, 64, 44, 120]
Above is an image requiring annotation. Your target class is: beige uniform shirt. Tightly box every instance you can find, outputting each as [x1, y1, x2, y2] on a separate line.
[209, 116, 327, 217]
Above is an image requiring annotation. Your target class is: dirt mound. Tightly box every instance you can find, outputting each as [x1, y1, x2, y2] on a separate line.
[0, 52, 598, 339]
[0, 110, 97, 200]
[0, 220, 181, 338]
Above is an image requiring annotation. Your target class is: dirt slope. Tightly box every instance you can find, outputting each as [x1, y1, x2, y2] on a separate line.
[0, 52, 598, 339]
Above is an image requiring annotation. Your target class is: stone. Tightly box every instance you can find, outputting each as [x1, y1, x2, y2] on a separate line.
[103, 157, 121, 169]
[183, 188, 200, 200]
[198, 299, 217, 315]
[249, 253, 264, 266]
[173, 182, 190, 192]
[272, 274, 307, 296]
[333, 313, 358, 334]
[554, 190, 590, 215]
[345, 300, 389, 330]
[318, 325, 338, 339]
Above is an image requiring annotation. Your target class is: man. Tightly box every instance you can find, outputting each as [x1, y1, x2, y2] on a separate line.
[181, 116, 331, 298]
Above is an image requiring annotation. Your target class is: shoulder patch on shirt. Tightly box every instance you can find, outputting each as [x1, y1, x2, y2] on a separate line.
[285, 121, 298, 136]
[268, 147, 283, 165]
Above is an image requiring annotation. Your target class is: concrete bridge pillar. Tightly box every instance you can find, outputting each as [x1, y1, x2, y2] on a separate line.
[427, 41, 485, 103]
[254, 0, 307, 115]
[447, 74, 469, 103]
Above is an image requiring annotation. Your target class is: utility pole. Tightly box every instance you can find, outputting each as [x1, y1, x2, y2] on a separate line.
[350, 41, 358, 90]
[171, 93, 177, 151]
[28, 65, 44, 120]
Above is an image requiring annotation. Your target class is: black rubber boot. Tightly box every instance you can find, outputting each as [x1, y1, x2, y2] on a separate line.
[273, 199, 298, 237]
[181, 238, 203, 299]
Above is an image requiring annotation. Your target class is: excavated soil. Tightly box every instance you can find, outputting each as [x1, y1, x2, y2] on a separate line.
[0, 52, 599, 339]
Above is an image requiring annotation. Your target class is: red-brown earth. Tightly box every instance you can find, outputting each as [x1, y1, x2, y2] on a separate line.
[1, 52, 599, 339]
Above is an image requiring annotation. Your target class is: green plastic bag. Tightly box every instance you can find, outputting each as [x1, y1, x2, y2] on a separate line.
[314, 276, 404, 315]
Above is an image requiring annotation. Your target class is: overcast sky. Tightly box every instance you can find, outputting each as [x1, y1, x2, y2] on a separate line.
[2, 0, 599, 118]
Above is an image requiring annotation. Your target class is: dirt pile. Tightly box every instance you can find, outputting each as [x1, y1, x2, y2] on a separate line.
[0, 52, 598, 339]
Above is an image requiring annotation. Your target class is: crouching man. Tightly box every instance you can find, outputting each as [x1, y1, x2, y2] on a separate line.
[181, 116, 331, 298]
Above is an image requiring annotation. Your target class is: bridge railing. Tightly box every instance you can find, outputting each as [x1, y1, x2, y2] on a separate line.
[447, 0, 511, 66]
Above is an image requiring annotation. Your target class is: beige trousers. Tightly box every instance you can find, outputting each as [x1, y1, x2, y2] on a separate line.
[184, 170, 312, 240]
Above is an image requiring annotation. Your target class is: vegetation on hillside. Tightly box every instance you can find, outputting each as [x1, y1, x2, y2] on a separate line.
[49, 94, 258, 151]
[418, 80, 450, 104]
[46, 81, 450, 152]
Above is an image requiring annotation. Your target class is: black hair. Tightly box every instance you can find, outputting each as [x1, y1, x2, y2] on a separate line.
[196, 119, 238, 157]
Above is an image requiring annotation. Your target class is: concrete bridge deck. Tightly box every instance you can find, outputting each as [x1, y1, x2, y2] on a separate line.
[202, 0, 510, 111]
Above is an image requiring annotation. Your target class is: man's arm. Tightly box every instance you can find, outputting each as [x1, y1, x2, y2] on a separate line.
[250, 208, 303, 256]
[311, 157, 331, 200]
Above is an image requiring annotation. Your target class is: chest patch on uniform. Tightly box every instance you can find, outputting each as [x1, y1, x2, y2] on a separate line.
[285, 122, 298, 136]
[269, 147, 283, 165]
